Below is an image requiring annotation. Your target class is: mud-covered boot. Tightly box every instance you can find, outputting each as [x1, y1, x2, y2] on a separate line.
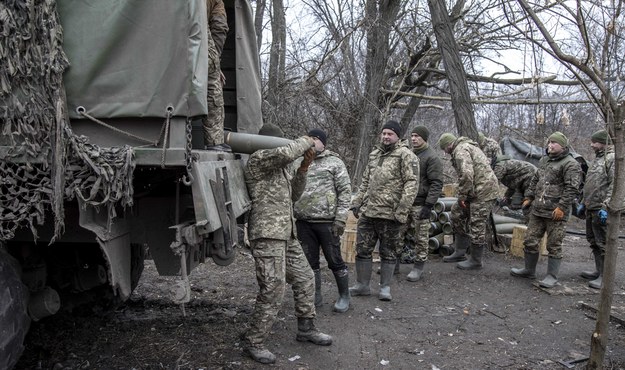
[443, 234, 469, 262]
[313, 269, 322, 307]
[349, 257, 372, 296]
[589, 254, 604, 290]
[539, 257, 561, 288]
[378, 260, 395, 301]
[457, 244, 484, 270]
[510, 252, 539, 279]
[295, 318, 333, 345]
[406, 260, 425, 282]
[333, 269, 350, 313]
[244, 346, 276, 364]
[581, 249, 601, 280]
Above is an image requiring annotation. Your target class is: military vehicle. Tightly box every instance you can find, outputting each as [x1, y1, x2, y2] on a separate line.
[0, 1, 284, 368]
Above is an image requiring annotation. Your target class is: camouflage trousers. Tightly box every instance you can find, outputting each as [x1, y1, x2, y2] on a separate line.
[524, 214, 566, 258]
[244, 237, 315, 347]
[204, 33, 225, 147]
[355, 216, 403, 262]
[402, 206, 430, 263]
[586, 210, 607, 254]
[450, 199, 495, 244]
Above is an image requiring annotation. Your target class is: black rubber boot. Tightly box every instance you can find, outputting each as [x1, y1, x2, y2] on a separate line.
[406, 261, 425, 282]
[295, 318, 333, 345]
[376, 260, 400, 275]
[457, 244, 484, 270]
[349, 257, 372, 296]
[443, 234, 469, 262]
[589, 254, 604, 290]
[332, 269, 350, 313]
[313, 269, 322, 307]
[378, 260, 395, 301]
[581, 249, 601, 280]
[539, 257, 561, 288]
[510, 252, 539, 279]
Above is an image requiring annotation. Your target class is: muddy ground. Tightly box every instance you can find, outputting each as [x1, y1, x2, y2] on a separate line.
[16, 218, 625, 369]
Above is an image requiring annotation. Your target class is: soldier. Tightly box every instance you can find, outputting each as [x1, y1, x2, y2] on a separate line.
[437, 133, 499, 270]
[578, 130, 614, 289]
[405, 126, 443, 282]
[242, 124, 332, 364]
[511, 131, 582, 288]
[492, 155, 537, 207]
[478, 132, 502, 163]
[204, 0, 230, 151]
[294, 128, 352, 313]
[349, 120, 419, 301]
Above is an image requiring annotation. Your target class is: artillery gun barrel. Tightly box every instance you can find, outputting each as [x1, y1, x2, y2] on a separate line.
[225, 131, 293, 154]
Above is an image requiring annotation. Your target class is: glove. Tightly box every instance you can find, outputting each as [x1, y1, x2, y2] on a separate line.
[418, 205, 433, 220]
[522, 198, 532, 210]
[598, 209, 608, 225]
[332, 220, 346, 237]
[576, 203, 586, 217]
[298, 148, 316, 173]
[458, 200, 469, 209]
[351, 207, 360, 219]
[552, 207, 565, 221]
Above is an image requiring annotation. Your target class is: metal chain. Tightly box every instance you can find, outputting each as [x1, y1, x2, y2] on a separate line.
[181, 117, 194, 186]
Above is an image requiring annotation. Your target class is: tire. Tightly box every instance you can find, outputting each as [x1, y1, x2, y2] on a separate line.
[0, 246, 31, 370]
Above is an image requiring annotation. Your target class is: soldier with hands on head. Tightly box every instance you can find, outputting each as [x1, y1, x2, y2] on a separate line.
[294, 128, 352, 313]
[492, 155, 537, 208]
[437, 133, 499, 270]
[578, 129, 614, 289]
[349, 120, 419, 302]
[510, 131, 582, 288]
[405, 126, 443, 282]
[242, 124, 332, 364]
[204, 0, 230, 151]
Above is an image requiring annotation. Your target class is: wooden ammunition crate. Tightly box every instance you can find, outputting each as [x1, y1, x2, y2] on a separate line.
[510, 225, 547, 258]
[442, 183, 458, 197]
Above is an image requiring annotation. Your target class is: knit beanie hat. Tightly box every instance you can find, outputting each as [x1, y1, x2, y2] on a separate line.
[591, 129, 609, 144]
[411, 126, 430, 142]
[438, 133, 457, 150]
[308, 128, 327, 146]
[548, 131, 569, 147]
[382, 120, 402, 137]
[258, 123, 284, 138]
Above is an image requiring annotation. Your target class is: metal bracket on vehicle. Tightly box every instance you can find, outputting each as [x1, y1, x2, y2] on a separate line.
[169, 223, 192, 314]
[209, 166, 237, 266]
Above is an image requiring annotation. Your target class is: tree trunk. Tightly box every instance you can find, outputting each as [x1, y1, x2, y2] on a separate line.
[427, 0, 477, 140]
[266, 0, 286, 119]
[588, 105, 625, 368]
[352, 0, 401, 185]
[253, 0, 266, 52]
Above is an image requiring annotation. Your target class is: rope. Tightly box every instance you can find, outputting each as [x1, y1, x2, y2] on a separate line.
[77, 106, 158, 146]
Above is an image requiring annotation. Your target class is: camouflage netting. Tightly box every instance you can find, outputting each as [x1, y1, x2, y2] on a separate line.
[0, 1, 135, 242]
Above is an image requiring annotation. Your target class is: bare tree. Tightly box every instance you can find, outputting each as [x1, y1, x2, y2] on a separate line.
[503, 0, 625, 367]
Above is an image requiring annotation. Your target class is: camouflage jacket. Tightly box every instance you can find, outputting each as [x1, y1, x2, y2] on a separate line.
[450, 137, 500, 202]
[293, 150, 352, 223]
[493, 156, 537, 199]
[582, 147, 615, 211]
[245, 137, 314, 241]
[526, 149, 581, 220]
[351, 140, 419, 224]
[207, 0, 229, 55]
[412, 143, 443, 206]
[479, 136, 502, 162]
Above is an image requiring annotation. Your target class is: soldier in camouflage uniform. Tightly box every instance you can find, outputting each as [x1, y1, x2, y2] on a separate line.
[204, 0, 230, 151]
[492, 155, 537, 208]
[438, 133, 499, 270]
[578, 130, 614, 289]
[405, 126, 443, 282]
[478, 132, 502, 163]
[294, 128, 352, 313]
[511, 131, 582, 288]
[242, 124, 332, 364]
[349, 120, 419, 302]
